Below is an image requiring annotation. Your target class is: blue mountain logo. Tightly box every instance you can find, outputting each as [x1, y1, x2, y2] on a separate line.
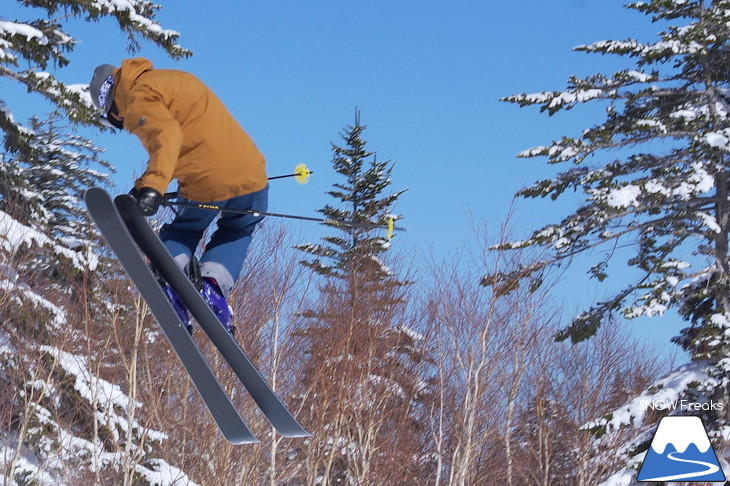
[638, 416, 726, 482]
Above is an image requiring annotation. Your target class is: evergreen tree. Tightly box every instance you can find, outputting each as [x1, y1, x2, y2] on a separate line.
[298, 110, 406, 287]
[294, 113, 429, 484]
[2, 114, 110, 234]
[0, 0, 189, 295]
[491, 0, 730, 480]
[1, 113, 113, 282]
[1, 0, 189, 153]
[0, 1, 189, 281]
[296, 110, 411, 363]
[0, 3, 194, 484]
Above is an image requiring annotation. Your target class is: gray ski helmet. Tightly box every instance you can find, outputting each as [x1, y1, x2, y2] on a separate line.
[89, 64, 117, 113]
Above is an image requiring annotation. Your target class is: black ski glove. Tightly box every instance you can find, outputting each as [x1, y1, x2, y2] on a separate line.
[136, 187, 162, 216]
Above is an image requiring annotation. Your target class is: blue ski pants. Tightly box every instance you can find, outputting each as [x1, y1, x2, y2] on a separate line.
[159, 185, 268, 297]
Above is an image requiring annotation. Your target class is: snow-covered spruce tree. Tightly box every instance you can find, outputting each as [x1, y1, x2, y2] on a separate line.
[1, 113, 112, 280]
[0, 0, 188, 339]
[0, 2, 196, 485]
[294, 114, 429, 484]
[491, 0, 730, 481]
[0, 0, 189, 152]
[0, 0, 189, 282]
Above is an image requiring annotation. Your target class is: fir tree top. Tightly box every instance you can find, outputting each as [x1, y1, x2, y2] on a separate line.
[298, 111, 406, 284]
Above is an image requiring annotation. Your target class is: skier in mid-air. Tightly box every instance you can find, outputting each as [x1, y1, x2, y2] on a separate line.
[89, 57, 268, 335]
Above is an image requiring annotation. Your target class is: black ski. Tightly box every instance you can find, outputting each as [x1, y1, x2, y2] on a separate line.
[85, 188, 259, 444]
[114, 193, 311, 439]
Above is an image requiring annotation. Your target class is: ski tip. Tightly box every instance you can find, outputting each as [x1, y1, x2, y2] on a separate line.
[230, 437, 261, 445]
[224, 426, 312, 444]
[278, 428, 313, 439]
[225, 431, 261, 445]
[289, 432, 314, 439]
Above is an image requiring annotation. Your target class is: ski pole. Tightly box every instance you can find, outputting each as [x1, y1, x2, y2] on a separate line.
[268, 164, 313, 184]
[160, 197, 405, 239]
[164, 164, 313, 201]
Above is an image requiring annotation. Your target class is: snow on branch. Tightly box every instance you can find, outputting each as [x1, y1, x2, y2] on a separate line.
[0, 20, 48, 43]
[0, 210, 98, 272]
[503, 87, 609, 115]
[90, 0, 180, 40]
[576, 39, 646, 55]
[582, 361, 708, 435]
[87, 0, 190, 58]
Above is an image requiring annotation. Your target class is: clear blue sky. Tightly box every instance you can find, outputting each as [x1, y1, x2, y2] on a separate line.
[5, 1, 686, 360]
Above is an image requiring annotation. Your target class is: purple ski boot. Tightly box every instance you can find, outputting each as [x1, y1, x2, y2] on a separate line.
[161, 285, 192, 334]
[200, 277, 235, 335]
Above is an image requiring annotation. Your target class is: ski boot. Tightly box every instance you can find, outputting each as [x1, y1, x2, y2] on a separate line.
[200, 277, 235, 335]
[161, 285, 192, 334]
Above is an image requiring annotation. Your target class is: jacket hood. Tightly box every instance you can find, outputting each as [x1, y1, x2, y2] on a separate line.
[113, 57, 154, 116]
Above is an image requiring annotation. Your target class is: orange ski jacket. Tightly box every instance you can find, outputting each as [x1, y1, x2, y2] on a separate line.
[113, 58, 267, 201]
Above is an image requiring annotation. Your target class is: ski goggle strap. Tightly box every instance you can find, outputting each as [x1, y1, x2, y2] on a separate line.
[94, 74, 119, 129]
[97, 75, 114, 111]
